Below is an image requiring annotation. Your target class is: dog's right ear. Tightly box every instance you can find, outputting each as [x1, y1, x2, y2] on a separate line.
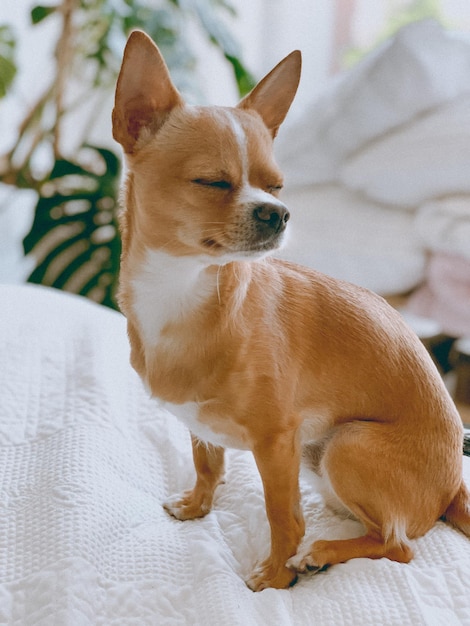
[112, 31, 183, 154]
[238, 50, 301, 138]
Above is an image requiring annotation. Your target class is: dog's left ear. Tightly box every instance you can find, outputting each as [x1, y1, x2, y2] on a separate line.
[238, 50, 301, 138]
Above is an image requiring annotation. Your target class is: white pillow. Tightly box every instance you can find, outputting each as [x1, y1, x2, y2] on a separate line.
[277, 20, 470, 189]
[277, 184, 426, 294]
[340, 97, 470, 207]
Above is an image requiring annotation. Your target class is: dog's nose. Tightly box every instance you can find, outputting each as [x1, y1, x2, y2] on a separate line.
[253, 203, 290, 233]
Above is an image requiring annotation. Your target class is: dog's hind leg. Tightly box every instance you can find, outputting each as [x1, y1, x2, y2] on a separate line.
[290, 421, 425, 572]
[299, 531, 413, 572]
[164, 435, 225, 520]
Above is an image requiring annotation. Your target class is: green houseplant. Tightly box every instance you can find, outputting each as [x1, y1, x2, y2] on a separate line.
[0, 0, 254, 308]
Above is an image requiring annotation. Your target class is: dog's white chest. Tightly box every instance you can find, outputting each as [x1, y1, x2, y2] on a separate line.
[131, 249, 215, 347]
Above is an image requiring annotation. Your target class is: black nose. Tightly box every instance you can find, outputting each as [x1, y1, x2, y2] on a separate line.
[253, 203, 290, 233]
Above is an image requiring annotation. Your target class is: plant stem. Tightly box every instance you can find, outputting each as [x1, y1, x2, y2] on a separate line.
[53, 0, 79, 159]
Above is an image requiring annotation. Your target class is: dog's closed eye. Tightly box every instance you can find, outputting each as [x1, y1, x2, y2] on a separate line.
[192, 178, 232, 190]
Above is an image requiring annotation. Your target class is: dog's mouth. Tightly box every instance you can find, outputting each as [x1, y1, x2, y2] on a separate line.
[201, 230, 285, 257]
[200, 203, 289, 257]
[201, 238, 224, 251]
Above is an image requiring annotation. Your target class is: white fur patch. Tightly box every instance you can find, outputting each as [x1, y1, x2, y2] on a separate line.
[222, 109, 248, 176]
[131, 249, 216, 347]
[165, 400, 249, 450]
[299, 410, 333, 445]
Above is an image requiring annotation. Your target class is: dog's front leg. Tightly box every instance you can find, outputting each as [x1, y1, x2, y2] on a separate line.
[164, 434, 225, 520]
[248, 429, 305, 590]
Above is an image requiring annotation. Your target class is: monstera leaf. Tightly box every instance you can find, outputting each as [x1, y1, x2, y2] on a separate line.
[23, 146, 121, 309]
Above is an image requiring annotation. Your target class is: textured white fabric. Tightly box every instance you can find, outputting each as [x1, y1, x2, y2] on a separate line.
[1, 284, 469, 625]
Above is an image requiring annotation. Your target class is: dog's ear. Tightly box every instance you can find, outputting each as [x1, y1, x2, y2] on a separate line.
[112, 30, 183, 153]
[238, 50, 301, 138]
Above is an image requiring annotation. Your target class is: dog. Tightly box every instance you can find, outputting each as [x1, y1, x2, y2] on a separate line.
[112, 30, 470, 591]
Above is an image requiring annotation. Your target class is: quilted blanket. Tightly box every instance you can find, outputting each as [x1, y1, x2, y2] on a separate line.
[1, 284, 469, 625]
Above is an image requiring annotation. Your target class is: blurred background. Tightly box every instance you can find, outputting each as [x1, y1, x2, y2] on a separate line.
[1, 0, 470, 416]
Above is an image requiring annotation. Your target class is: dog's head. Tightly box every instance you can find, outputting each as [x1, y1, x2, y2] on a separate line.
[113, 31, 301, 263]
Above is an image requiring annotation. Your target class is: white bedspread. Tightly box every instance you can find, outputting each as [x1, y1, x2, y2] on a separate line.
[1, 284, 469, 625]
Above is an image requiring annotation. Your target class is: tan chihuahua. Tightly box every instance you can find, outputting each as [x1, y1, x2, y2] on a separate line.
[113, 31, 470, 591]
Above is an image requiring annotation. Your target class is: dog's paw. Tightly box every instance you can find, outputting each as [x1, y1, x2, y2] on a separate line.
[286, 550, 321, 574]
[246, 560, 298, 591]
[163, 490, 211, 521]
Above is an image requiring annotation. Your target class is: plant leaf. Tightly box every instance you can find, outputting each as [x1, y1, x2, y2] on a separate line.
[0, 55, 16, 98]
[224, 54, 255, 97]
[24, 146, 121, 309]
[31, 5, 58, 25]
[191, 0, 255, 96]
[0, 24, 17, 98]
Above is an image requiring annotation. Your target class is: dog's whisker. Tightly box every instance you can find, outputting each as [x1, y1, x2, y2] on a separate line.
[200, 229, 225, 237]
[216, 266, 222, 305]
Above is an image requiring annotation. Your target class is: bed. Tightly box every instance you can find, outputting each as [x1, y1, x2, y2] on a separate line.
[1, 283, 469, 625]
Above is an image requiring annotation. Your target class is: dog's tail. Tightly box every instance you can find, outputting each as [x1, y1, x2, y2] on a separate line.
[444, 480, 470, 536]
